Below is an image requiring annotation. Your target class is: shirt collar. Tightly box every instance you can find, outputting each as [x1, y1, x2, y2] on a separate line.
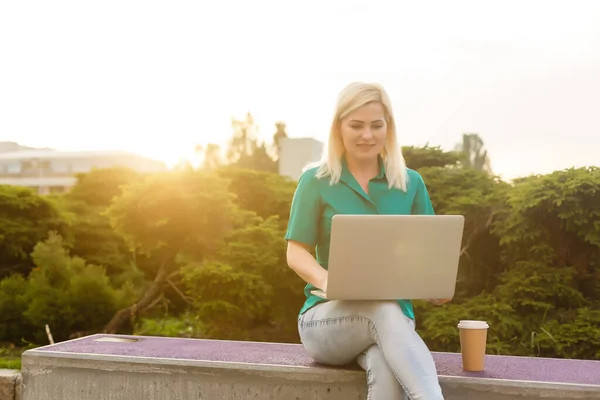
[341, 153, 386, 183]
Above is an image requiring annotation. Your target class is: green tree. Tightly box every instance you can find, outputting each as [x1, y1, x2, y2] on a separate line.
[120, 168, 303, 342]
[103, 169, 237, 333]
[2, 143, 598, 360]
[419, 167, 508, 297]
[0, 274, 31, 343]
[272, 121, 288, 170]
[402, 145, 460, 170]
[419, 166, 600, 359]
[195, 143, 224, 170]
[183, 215, 303, 341]
[59, 167, 145, 281]
[455, 133, 492, 173]
[217, 168, 296, 227]
[272, 121, 288, 155]
[226, 112, 277, 172]
[67, 167, 143, 207]
[0, 185, 65, 278]
[493, 167, 600, 301]
[22, 232, 132, 342]
[536, 308, 600, 359]
[416, 293, 522, 355]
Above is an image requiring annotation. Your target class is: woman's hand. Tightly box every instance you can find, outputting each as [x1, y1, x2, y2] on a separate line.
[427, 298, 452, 306]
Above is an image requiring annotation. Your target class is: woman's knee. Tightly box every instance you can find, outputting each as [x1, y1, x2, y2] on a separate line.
[357, 345, 405, 398]
[359, 344, 395, 380]
[298, 313, 369, 366]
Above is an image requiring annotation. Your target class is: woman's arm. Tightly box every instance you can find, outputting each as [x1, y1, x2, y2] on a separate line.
[286, 240, 328, 290]
[284, 169, 327, 289]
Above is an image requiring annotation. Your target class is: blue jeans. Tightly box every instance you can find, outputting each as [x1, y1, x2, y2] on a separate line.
[298, 300, 444, 399]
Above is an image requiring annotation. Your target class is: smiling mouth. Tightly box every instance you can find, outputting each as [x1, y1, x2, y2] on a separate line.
[357, 144, 375, 146]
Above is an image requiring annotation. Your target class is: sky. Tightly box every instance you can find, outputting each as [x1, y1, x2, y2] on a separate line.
[1, 0, 599, 180]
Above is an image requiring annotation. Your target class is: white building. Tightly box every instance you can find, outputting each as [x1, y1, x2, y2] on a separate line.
[0, 149, 166, 194]
[278, 137, 324, 181]
[0, 141, 53, 153]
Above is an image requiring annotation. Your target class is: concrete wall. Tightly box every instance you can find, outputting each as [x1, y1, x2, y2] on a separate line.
[20, 350, 600, 400]
[0, 369, 21, 400]
[12, 334, 600, 399]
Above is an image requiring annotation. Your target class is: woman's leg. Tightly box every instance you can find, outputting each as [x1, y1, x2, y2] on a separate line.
[298, 300, 444, 400]
[357, 344, 407, 400]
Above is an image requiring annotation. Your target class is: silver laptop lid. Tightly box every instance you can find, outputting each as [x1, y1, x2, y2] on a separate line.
[326, 214, 464, 300]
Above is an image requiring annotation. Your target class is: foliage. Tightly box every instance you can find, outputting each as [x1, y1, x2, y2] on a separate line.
[455, 133, 493, 173]
[535, 308, 600, 359]
[416, 293, 522, 355]
[56, 198, 135, 278]
[47, 167, 147, 282]
[181, 261, 272, 339]
[420, 167, 508, 296]
[0, 345, 26, 369]
[492, 167, 600, 307]
[0, 232, 135, 344]
[217, 167, 297, 226]
[25, 233, 135, 342]
[402, 145, 460, 170]
[133, 312, 204, 338]
[226, 112, 277, 172]
[179, 215, 304, 341]
[495, 261, 586, 315]
[67, 167, 143, 207]
[100, 169, 242, 334]
[0, 185, 66, 278]
[106, 170, 235, 260]
[195, 143, 224, 170]
[0, 274, 32, 343]
[1, 141, 599, 362]
[494, 167, 600, 275]
[272, 121, 288, 159]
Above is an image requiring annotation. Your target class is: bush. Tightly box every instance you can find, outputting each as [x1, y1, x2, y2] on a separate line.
[0, 274, 32, 343]
[0, 232, 135, 343]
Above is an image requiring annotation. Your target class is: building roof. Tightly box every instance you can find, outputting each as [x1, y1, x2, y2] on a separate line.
[0, 176, 77, 186]
[0, 149, 163, 163]
[0, 141, 54, 153]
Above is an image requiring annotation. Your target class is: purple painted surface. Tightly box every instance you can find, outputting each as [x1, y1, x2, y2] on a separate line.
[37, 334, 600, 386]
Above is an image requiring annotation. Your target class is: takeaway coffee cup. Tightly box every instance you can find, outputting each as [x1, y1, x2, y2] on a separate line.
[457, 320, 489, 372]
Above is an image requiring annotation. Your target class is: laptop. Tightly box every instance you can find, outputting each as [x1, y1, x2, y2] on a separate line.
[311, 214, 464, 300]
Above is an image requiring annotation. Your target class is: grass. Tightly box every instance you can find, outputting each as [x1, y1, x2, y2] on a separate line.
[0, 345, 25, 370]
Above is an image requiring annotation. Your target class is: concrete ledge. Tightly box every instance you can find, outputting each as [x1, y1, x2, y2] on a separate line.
[21, 334, 600, 400]
[0, 369, 21, 400]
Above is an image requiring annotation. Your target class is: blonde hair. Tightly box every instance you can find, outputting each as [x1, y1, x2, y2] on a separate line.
[306, 82, 409, 191]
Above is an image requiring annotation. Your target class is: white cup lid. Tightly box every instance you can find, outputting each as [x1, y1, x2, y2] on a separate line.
[457, 320, 489, 329]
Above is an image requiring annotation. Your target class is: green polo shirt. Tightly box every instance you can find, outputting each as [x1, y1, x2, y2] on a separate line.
[284, 157, 435, 320]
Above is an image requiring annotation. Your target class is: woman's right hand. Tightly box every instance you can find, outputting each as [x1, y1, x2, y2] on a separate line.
[428, 298, 452, 306]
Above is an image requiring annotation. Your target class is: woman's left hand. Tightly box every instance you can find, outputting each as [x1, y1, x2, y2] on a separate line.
[427, 298, 452, 306]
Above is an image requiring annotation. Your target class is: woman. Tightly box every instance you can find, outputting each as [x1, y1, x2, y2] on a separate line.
[284, 82, 449, 399]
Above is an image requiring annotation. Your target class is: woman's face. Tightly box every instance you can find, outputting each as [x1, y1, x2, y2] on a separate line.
[339, 101, 387, 164]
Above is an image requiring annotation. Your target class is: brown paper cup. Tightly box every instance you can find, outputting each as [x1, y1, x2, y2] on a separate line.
[457, 320, 489, 372]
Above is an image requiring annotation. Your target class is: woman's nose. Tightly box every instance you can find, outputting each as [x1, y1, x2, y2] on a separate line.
[361, 129, 373, 139]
